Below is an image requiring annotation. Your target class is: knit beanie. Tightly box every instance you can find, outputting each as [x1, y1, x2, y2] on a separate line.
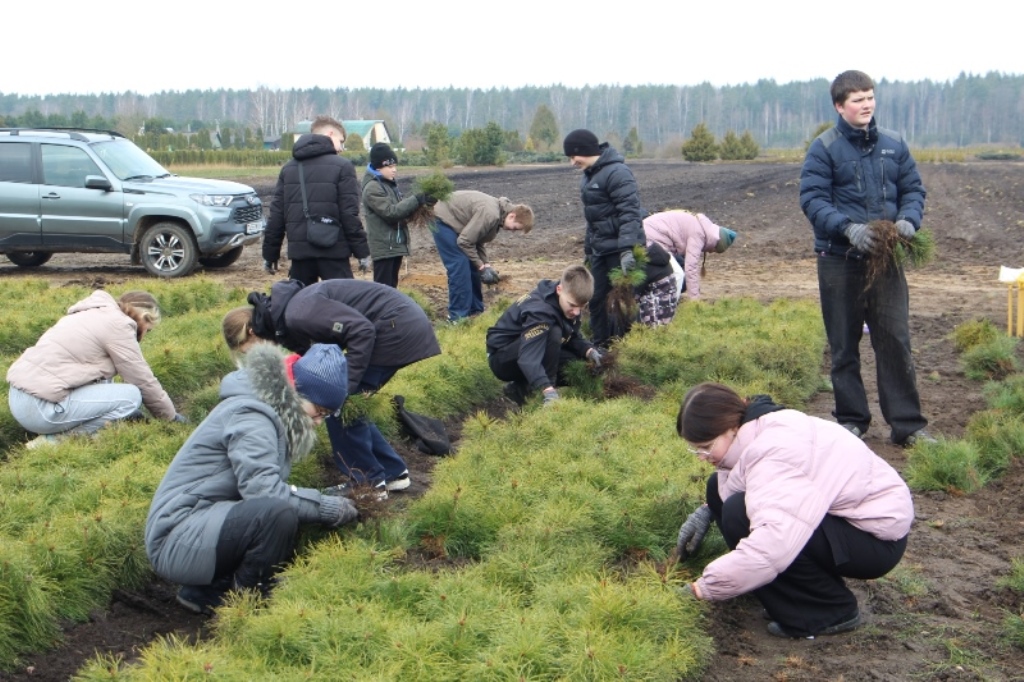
[562, 129, 602, 157]
[369, 142, 398, 169]
[292, 344, 348, 410]
[715, 227, 737, 253]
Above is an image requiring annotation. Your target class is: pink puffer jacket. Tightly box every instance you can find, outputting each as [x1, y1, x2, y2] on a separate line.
[694, 409, 913, 601]
[6, 290, 176, 419]
[643, 210, 721, 300]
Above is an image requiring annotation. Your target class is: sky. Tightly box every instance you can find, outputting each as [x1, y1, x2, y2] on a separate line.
[4, 0, 1020, 97]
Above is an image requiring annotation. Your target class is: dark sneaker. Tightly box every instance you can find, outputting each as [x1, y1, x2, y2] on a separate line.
[385, 471, 411, 492]
[767, 611, 861, 639]
[901, 429, 938, 448]
[177, 584, 227, 615]
[322, 481, 388, 501]
[840, 423, 867, 440]
[502, 381, 529, 407]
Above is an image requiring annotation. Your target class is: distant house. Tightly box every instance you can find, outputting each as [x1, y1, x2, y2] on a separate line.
[291, 119, 393, 149]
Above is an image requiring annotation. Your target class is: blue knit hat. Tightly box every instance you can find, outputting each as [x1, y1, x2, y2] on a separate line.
[715, 227, 737, 253]
[292, 344, 348, 411]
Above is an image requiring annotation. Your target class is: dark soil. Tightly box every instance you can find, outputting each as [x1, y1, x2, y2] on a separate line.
[3, 160, 1024, 681]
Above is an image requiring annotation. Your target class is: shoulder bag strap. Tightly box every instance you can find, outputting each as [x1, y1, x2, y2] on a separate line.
[297, 161, 312, 219]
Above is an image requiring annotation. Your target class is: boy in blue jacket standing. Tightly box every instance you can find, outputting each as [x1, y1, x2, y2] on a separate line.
[799, 70, 932, 448]
[486, 264, 603, 406]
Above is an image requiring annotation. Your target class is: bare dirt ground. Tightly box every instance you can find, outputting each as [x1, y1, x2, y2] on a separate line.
[2, 160, 1024, 681]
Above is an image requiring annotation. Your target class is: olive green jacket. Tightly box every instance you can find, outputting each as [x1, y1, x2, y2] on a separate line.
[361, 168, 421, 261]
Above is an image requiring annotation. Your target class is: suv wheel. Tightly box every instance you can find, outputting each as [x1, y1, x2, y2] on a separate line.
[140, 222, 198, 278]
[198, 245, 244, 269]
[7, 252, 54, 267]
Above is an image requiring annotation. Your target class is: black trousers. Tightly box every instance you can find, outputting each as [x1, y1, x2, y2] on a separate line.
[488, 326, 577, 391]
[588, 252, 630, 348]
[288, 257, 354, 286]
[214, 497, 299, 589]
[706, 473, 907, 637]
[817, 254, 927, 443]
[372, 256, 403, 288]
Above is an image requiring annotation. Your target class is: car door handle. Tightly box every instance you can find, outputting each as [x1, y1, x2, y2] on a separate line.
[42, 192, 61, 200]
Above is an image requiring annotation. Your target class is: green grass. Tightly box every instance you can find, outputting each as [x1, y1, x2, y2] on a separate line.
[2, 281, 828, 677]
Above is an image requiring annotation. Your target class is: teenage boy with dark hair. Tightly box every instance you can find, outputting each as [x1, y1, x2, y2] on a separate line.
[485, 264, 604, 406]
[562, 128, 646, 349]
[800, 70, 933, 448]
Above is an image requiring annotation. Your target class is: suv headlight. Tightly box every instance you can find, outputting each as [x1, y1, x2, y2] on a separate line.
[190, 194, 235, 207]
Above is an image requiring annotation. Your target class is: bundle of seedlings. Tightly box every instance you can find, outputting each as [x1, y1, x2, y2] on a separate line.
[864, 220, 936, 289]
[605, 245, 648, 332]
[408, 170, 455, 229]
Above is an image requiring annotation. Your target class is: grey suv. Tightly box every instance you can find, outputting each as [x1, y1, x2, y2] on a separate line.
[0, 128, 265, 277]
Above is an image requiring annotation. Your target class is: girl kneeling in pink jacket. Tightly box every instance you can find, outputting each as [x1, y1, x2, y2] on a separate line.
[674, 382, 912, 639]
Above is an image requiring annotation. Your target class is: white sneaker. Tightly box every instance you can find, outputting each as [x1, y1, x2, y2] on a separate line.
[385, 471, 411, 492]
[25, 434, 60, 449]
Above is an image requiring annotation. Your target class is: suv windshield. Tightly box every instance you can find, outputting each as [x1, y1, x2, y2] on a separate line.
[91, 139, 170, 181]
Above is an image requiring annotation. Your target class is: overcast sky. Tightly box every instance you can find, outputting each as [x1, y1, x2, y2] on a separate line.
[4, 0, 1019, 97]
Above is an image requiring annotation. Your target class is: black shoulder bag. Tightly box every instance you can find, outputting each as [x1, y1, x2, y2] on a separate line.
[297, 162, 341, 249]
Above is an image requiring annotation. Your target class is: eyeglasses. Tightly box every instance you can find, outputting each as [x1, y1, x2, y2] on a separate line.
[687, 435, 721, 460]
[311, 404, 340, 420]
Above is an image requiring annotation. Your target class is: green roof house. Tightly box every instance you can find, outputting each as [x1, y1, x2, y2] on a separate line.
[292, 120, 392, 150]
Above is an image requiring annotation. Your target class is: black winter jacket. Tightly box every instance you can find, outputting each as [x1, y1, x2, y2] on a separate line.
[267, 279, 440, 394]
[579, 144, 646, 257]
[800, 116, 926, 259]
[263, 134, 370, 262]
[485, 279, 594, 391]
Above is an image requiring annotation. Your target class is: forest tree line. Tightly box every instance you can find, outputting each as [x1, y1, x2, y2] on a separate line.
[1, 72, 1021, 150]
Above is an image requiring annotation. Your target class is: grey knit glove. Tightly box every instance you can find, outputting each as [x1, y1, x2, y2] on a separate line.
[676, 505, 713, 559]
[844, 223, 877, 254]
[620, 250, 637, 274]
[895, 220, 916, 240]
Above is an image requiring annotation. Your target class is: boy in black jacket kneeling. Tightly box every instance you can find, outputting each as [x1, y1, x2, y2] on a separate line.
[485, 265, 603, 406]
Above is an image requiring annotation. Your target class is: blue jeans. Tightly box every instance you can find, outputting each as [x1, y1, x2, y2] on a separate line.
[324, 365, 407, 485]
[8, 383, 142, 435]
[817, 254, 927, 443]
[432, 220, 483, 321]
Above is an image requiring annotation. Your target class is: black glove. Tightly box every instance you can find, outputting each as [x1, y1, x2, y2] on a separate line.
[620, 250, 637, 274]
[895, 220, 916, 240]
[358, 257, 371, 273]
[172, 412, 189, 424]
[844, 223, 877, 254]
[263, 260, 278, 275]
[676, 505, 713, 560]
[542, 388, 560, 406]
[480, 266, 500, 285]
[586, 347, 604, 366]
[416, 193, 439, 207]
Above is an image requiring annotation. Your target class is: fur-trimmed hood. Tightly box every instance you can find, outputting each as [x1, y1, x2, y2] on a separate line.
[221, 344, 317, 462]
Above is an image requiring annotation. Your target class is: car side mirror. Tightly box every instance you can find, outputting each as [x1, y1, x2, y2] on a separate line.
[84, 175, 113, 191]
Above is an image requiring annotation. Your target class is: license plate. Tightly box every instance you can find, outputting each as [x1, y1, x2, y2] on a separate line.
[245, 221, 263, 235]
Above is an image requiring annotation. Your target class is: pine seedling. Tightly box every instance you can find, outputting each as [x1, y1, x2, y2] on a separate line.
[951, 318, 1001, 353]
[605, 245, 648, 332]
[865, 221, 936, 290]
[409, 169, 455, 229]
[895, 227, 936, 268]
